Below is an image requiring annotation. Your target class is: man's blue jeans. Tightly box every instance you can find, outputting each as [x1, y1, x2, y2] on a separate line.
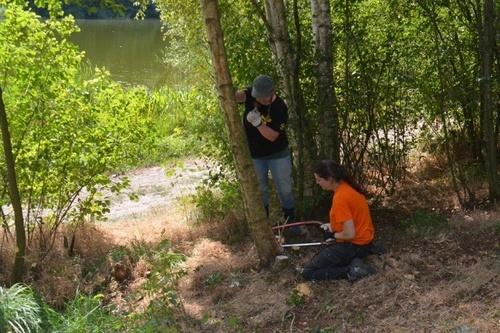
[252, 154, 294, 214]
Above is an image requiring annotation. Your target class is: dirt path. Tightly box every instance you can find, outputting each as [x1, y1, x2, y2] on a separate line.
[98, 158, 212, 243]
[106, 159, 211, 222]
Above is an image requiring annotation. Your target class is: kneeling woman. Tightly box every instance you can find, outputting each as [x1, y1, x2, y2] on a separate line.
[301, 160, 375, 281]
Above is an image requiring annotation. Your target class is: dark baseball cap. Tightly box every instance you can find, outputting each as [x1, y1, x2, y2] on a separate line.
[251, 74, 275, 98]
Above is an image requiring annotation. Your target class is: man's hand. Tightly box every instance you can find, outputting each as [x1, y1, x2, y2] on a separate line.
[247, 108, 262, 127]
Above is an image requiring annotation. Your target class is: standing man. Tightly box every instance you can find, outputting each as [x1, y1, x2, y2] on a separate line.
[235, 74, 297, 229]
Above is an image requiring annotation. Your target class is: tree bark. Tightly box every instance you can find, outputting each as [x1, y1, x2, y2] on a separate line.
[199, 0, 279, 265]
[0, 87, 26, 283]
[252, 0, 317, 212]
[477, 0, 499, 202]
[310, 0, 340, 161]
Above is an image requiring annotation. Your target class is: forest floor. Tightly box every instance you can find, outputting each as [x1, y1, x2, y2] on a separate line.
[2, 158, 497, 332]
[92, 158, 500, 332]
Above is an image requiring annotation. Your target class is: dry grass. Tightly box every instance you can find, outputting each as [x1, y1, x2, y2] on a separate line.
[171, 208, 499, 332]
[0, 158, 498, 332]
[0, 224, 112, 308]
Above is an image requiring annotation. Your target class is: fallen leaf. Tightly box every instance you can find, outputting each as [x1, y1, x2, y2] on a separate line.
[296, 283, 312, 297]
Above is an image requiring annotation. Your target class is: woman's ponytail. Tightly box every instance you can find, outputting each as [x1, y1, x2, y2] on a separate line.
[314, 160, 366, 195]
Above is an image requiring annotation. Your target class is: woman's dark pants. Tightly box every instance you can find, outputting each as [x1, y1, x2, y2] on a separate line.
[301, 243, 371, 281]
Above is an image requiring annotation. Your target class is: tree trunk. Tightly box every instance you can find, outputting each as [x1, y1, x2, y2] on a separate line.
[477, 0, 499, 202]
[310, 0, 340, 162]
[252, 0, 317, 214]
[199, 0, 279, 266]
[0, 87, 26, 283]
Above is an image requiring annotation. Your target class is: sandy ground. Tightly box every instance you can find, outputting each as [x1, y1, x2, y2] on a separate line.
[105, 159, 211, 222]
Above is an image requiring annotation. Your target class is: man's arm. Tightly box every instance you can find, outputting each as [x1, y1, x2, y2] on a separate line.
[235, 90, 246, 103]
[256, 124, 279, 142]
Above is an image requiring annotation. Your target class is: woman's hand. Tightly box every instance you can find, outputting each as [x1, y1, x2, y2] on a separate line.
[320, 223, 332, 232]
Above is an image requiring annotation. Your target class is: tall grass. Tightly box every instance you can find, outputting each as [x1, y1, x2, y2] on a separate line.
[50, 294, 123, 333]
[0, 284, 42, 333]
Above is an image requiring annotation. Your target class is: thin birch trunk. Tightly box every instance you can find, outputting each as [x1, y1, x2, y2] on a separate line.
[311, 0, 340, 161]
[253, 0, 317, 210]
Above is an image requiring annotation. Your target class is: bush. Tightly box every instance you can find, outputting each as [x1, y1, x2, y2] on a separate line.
[192, 177, 242, 222]
[146, 86, 224, 163]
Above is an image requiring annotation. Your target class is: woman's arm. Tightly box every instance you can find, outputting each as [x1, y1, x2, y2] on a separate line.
[334, 220, 355, 241]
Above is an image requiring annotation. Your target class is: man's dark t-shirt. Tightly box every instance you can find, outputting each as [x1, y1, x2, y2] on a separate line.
[242, 87, 290, 158]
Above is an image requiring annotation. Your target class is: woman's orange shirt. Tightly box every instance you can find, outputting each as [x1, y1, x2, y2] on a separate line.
[329, 181, 374, 245]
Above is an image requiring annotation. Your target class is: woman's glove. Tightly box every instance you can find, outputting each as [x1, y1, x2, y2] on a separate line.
[320, 223, 335, 243]
[320, 223, 331, 232]
[246, 108, 262, 127]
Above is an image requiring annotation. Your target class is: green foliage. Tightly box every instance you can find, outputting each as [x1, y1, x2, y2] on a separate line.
[203, 271, 224, 288]
[286, 289, 305, 307]
[192, 177, 242, 222]
[121, 0, 499, 210]
[49, 294, 123, 333]
[148, 86, 225, 162]
[0, 4, 158, 255]
[0, 284, 42, 333]
[120, 239, 186, 332]
[141, 240, 186, 297]
[225, 314, 243, 332]
[154, 0, 208, 82]
[0, 241, 187, 332]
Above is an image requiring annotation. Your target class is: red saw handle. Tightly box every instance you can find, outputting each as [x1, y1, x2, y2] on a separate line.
[271, 221, 323, 231]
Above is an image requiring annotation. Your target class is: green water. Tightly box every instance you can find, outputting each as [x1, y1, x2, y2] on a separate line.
[71, 19, 172, 89]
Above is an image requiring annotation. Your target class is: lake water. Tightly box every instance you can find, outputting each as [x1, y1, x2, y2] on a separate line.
[70, 19, 172, 89]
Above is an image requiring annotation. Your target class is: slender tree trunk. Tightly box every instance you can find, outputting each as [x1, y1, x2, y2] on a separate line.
[310, 0, 340, 161]
[477, 0, 499, 202]
[199, 0, 279, 266]
[342, 0, 351, 169]
[493, 0, 500, 103]
[252, 0, 317, 214]
[0, 88, 26, 283]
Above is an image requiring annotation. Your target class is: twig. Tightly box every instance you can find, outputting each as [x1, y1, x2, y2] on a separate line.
[282, 309, 296, 333]
[314, 298, 334, 320]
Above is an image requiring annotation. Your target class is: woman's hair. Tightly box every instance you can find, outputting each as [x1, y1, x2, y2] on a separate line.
[314, 160, 365, 195]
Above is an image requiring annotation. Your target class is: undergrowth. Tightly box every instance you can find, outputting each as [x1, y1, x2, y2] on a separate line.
[0, 238, 186, 333]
